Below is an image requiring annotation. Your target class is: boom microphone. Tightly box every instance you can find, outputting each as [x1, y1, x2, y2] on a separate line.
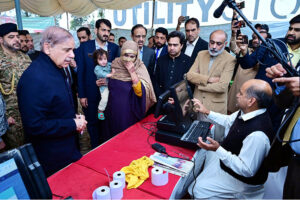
[213, 1, 228, 18]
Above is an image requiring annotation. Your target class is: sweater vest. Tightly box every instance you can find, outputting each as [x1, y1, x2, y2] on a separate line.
[220, 111, 274, 185]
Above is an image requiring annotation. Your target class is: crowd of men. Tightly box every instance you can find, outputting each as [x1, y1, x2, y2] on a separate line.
[0, 12, 299, 198]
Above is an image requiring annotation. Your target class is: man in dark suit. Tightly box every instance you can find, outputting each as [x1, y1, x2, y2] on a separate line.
[24, 30, 40, 61]
[63, 64, 78, 113]
[75, 19, 120, 148]
[67, 27, 92, 113]
[153, 31, 192, 97]
[17, 26, 87, 177]
[118, 36, 127, 48]
[154, 27, 168, 62]
[131, 24, 155, 77]
[176, 17, 208, 64]
[76, 27, 92, 44]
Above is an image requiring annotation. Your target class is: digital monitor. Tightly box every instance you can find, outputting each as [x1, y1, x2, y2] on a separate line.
[154, 89, 171, 118]
[170, 80, 196, 124]
[0, 150, 33, 199]
[0, 145, 52, 199]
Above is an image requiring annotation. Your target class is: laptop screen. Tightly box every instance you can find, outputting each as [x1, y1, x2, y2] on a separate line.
[170, 80, 197, 127]
[173, 80, 194, 119]
[0, 158, 30, 199]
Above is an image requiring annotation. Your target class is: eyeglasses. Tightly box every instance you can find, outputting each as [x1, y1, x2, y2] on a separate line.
[288, 27, 300, 32]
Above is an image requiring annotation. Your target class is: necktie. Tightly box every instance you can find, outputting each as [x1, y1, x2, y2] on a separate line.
[64, 67, 72, 88]
[155, 49, 160, 62]
[62, 68, 74, 109]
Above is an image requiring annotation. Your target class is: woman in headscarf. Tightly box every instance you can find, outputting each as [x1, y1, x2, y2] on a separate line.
[103, 41, 156, 140]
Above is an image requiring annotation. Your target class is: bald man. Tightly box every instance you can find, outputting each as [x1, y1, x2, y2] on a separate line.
[187, 30, 235, 142]
[187, 30, 235, 114]
[187, 79, 274, 199]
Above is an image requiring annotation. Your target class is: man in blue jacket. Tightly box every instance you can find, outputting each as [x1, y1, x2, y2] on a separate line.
[17, 26, 87, 177]
[75, 19, 120, 148]
[154, 27, 168, 61]
[236, 14, 300, 131]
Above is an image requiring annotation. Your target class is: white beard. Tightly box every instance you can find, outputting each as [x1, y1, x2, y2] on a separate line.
[208, 45, 225, 57]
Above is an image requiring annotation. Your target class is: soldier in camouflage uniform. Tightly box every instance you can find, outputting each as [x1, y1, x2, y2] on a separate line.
[0, 23, 31, 150]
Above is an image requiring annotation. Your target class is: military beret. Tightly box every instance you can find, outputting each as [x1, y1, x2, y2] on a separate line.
[0, 23, 18, 37]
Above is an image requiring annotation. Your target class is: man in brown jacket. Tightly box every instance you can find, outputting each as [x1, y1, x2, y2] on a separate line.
[187, 30, 235, 114]
[187, 30, 235, 141]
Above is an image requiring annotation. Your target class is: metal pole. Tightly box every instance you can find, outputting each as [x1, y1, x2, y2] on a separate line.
[66, 12, 69, 30]
[226, 0, 299, 77]
[14, 0, 23, 29]
[151, 0, 156, 36]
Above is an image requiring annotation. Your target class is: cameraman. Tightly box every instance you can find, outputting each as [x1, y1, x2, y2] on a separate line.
[227, 11, 265, 113]
[236, 14, 300, 131]
[265, 63, 300, 198]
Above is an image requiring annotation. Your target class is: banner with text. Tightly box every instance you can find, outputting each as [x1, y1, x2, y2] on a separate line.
[104, 0, 299, 29]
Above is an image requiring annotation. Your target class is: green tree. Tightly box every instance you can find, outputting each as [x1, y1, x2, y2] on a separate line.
[70, 16, 90, 30]
[54, 15, 62, 26]
[98, 8, 105, 18]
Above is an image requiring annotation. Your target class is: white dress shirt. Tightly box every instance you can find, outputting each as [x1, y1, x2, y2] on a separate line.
[155, 47, 163, 59]
[184, 36, 199, 57]
[139, 46, 143, 60]
[188, 109, 271, 199]
[95, 40, 108, 51]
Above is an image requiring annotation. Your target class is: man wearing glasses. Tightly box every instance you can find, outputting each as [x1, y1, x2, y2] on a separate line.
[131, 24, 155, 77]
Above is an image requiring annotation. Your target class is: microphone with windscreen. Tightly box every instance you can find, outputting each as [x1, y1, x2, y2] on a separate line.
[213, 0, 228, 18]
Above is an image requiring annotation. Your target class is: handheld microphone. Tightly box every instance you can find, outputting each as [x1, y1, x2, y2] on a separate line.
[213, 0, 228, 18]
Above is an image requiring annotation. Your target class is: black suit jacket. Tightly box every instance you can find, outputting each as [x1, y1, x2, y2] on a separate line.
[69, 66, 78, 113]
[181, 37, 208, 64]
[142, 45, 155, 77]
[28, 50, 40, 61]
[154, 53, 192, 97]
[154, 45, 168, 60]
[75, 40, 120, 101]
[17, 52, 82, 176]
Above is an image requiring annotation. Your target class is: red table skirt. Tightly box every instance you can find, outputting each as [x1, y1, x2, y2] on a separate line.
[48, 114, 195, 199]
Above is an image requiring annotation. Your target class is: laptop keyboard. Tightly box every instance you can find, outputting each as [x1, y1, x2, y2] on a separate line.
[180, 120, 211, 144]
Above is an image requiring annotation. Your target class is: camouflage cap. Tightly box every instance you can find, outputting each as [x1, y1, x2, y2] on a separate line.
[0, 23, 18, 37]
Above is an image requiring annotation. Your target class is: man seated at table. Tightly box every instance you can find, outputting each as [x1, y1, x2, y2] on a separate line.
[188, 79, 274, 199]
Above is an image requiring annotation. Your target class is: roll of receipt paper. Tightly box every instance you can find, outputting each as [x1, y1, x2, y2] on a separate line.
[110, 180, 123, 200]
[92, 186, 111, 200]
[113, 171, 125, 189]
[151, 167, 168, 186]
